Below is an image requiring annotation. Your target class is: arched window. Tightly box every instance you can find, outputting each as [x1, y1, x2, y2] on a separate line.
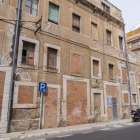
[25, 0, 38, 16]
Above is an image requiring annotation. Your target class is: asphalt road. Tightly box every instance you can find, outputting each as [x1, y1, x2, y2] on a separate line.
[19, 122, 140, 140]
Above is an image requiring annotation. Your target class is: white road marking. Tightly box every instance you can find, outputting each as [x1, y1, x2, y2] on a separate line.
[125, 123, 134, 126]
[82, 131, 94, 134]
[100, 128, 111, 131]
[56, 135, 72, 138]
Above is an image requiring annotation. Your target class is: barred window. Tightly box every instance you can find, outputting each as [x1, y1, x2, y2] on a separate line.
[72, 14, 80, 33]
[25, 0, 38, 16]
[48, 2, 59, 24]
[47, 48, 57, 69]
[22, 41, 35, 65]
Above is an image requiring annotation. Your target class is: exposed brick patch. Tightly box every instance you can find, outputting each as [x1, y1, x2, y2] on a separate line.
[18, 86, 34, 104]
[67, 81, 87, 126]
[44, 88, 57, 128]
[73, 54, 82, 74]
[122, 68, 127, 82]
[124, 93, 129, 104]
[0, 71, 5, 120]
[106, 85, 120, 121]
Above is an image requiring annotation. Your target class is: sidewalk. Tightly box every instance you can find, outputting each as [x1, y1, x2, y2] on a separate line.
[0, 119, 131, 140]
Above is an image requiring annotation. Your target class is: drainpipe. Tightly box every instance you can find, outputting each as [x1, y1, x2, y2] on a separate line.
[123, 22, 132, 112]
[6, 0, 22, 133]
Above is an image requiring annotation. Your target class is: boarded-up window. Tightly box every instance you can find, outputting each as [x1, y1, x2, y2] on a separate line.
[91, 23, 97, 39]
[109, 64, 114, 80]
[132, 94, 136, 104]
[119, 37, 123, 51]
[94, 93, 101, 107]
[47, 48, 57, 69]
[130, 74, 136, 92]
[48, 2, 59, 24]
[25, 0, 38, 16]
[122, 68, 127, 82]
[22, 41, 35, 65]
[72, 14, 80, 33]
[107, 30, 111, 46]
[102, 3, 110, 14]
[124, 93, 129, 104]
[93, 60, 99, 76]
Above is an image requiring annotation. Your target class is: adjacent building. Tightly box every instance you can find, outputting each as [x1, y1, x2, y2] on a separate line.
[0, 0, 140, 133]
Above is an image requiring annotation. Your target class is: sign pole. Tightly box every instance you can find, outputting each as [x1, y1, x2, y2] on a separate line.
[39, 92, 43, 129]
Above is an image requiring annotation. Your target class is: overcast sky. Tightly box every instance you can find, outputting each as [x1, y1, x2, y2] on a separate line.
[109, 0, 140, 33]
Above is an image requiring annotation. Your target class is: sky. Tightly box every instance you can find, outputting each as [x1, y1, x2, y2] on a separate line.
[109, 0, 140, 33]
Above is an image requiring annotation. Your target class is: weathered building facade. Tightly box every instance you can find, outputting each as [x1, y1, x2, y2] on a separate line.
[0, 0, 139, 133]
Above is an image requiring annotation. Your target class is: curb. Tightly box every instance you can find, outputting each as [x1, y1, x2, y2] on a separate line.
[0, 120, 132, 140]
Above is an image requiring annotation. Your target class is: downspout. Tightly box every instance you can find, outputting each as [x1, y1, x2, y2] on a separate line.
[6, 0, 22, 133]
[123, 21, 132, 112]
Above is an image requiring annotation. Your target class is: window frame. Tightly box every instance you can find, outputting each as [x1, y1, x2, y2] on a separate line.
[119, 36, 123, 51]
[106, 30, 112, 46]
[48, 2, 59, 24]
[91, 22, 97, 39]
[122, 91, 130, 106]
[109, 64, 114, 80]
[72, 13, 80, 33]
[91, 57, 102, 79]
[25, 0, 38, 16]
[102, 2, 110, 14]
[21, 41, 35, 66]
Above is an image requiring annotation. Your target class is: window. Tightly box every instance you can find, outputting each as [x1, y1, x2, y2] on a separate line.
[119, 36, 123, 51]
[25, 0, 38, 16]
[93, 60, 99, 76]
[132, 41, 140, 48]
[124, 93, 129, 104]
[0, 0, 3, 3]
[72, 14, 80, 33]
[91, 23, 97, 39]
[132, 94, 136, 104]
[109, 64, 114, 80]
[48, 2, 59, 24]
[47, 48, 57, 69]
[102, 3, 110, 14]
[22, 41, 35, 65]
[106, 30, 111, 46]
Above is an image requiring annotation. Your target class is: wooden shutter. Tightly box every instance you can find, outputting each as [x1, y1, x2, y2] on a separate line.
[28, 43, 34, 65]
[107, 30, 111, 45]
[91, 23, 97, 39]
[73, 14, 80, 28]
[48, 3, 59, 24]
[109, 64, 113, 79]
[93, 60, 99, 76]
[47, 48, 57, 69]
[119, 37, 123, 51]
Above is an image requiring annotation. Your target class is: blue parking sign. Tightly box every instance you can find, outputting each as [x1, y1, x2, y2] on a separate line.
[38, 82, 47, 92]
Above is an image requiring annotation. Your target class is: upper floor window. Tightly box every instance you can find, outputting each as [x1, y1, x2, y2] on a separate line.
[91, 23, 97, 39]
[109, 64, 114, 80]
[72, 14, 80, 33]
[119, 36, 123, 51]
[102, 3, 110, 14]
[25, 0, 38, 16]
[132, 41, 140, 48]
[47, 48, 57, 69]
[48, 2, 59, 24]
[22, 41, 35, 65]
[106, 30, 111, 46]
[0, 0, 3, 3]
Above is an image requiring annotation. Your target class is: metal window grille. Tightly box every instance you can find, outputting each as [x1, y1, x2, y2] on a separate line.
[25, 0, 38, 16]
[109, 64, 114, 79]
[22, 41, 35, 65]
[47, 48, 57, 69]
[48, 2, 59, 24]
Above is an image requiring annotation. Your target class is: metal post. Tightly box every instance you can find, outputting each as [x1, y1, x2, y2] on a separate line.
[6, 0, 22, 133]
[39, 92, 43, 129]
[124, 25, 132, 112]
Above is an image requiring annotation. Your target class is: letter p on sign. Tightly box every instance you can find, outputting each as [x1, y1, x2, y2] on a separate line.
[38, 82, 47, 92]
